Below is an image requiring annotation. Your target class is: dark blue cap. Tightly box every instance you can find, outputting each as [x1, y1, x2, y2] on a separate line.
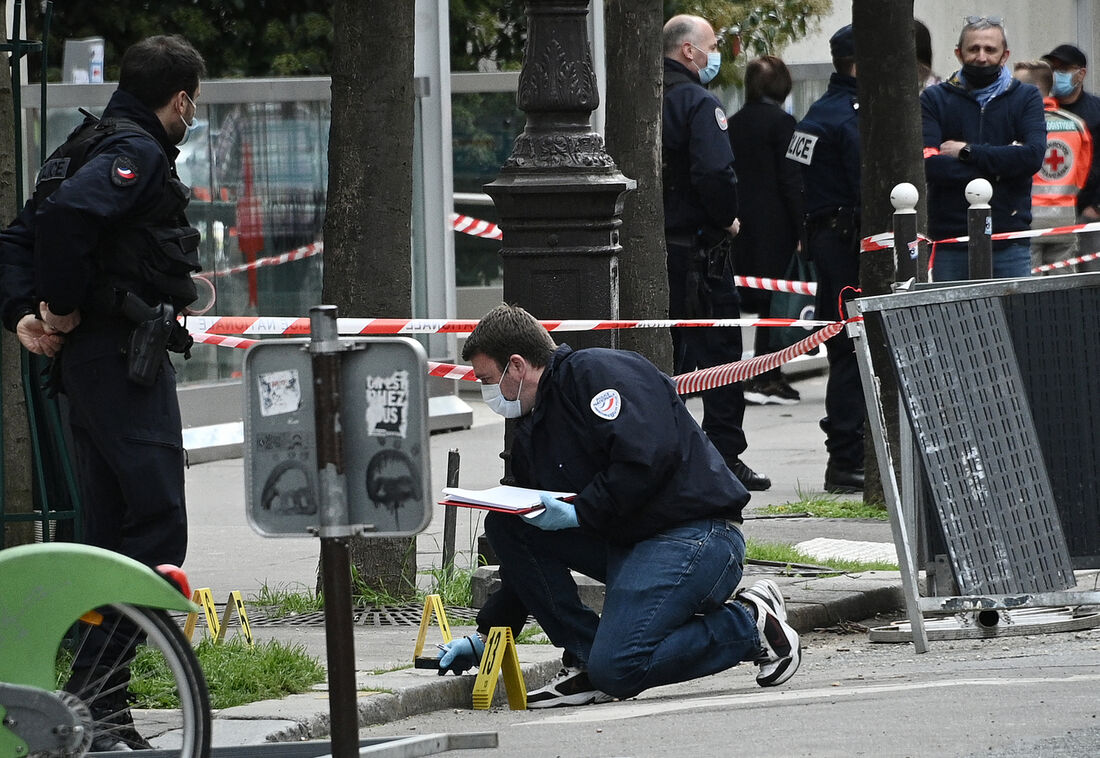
[830, 24, 855, 59]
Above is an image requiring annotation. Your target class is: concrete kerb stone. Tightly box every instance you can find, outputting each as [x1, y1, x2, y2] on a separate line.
[205, 571, 904, 744]
[211, 654, 563, 743]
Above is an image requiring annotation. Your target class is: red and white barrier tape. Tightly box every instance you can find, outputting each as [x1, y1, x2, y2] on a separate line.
[200, 241, 323, 278]
[732, 275, 815, 295]
[450, 212, 503, 241]
[191, 319, 850, 395]
[673, 321, 846, 394]
[193, 216, 816, 294]
[184, 315, 835, 336]
[1034, 250, 1100, 273]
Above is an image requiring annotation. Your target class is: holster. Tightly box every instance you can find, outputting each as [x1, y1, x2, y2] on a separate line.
[119, 292, 192, 386]
[680, 234, 732, 318]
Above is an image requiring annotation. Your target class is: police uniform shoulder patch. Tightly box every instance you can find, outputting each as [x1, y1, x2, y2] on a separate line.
[36, 157, 70, 186]
[786, 130, 818, 165]
[714, 106, 728, 131]
[110, 156, 139, 187]
[589, 389, 621, 420]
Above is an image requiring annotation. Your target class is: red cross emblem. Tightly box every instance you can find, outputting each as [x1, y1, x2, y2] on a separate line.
[1040, 139, 1072, 181]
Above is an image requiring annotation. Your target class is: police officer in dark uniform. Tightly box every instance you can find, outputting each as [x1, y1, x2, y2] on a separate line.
[0, 35, 205, 751]
[786, 25, 865, 493]
[662, 14, 770, 491]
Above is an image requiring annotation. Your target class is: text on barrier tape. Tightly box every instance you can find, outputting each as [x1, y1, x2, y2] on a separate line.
[185, 315, 835, 337]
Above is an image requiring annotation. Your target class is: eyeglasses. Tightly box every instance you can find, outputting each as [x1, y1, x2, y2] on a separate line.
[963, 15, 1003, 26]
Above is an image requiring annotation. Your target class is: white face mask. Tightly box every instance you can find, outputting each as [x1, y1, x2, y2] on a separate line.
[480, 367, 524, 418]
[177, 92, 199, 145]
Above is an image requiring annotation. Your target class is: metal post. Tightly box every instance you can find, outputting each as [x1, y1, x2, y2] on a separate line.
[484, 0, 635, 353]
[965, 178, 993, 280]
[891, 183, 919, 282]
[309, 305, 358, 758]
[442, 449, 459, 573]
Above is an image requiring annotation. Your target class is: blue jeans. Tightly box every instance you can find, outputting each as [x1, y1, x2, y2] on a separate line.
[484, 513, 760, 699]
[932, 241, 1032, 281]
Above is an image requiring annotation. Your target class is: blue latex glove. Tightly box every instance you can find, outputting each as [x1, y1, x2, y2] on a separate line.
[529, 493, 580, 531]
[437, 634, 485, 676]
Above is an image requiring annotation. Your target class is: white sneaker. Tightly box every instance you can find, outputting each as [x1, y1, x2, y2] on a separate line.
[526, 666, 614, 709]
[736, 579, 802, 687]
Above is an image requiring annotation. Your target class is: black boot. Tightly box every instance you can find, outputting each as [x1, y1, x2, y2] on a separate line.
[824, 464, 864, 494]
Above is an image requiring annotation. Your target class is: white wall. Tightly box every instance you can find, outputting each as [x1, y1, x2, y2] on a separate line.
[780, 0, 1098, 92]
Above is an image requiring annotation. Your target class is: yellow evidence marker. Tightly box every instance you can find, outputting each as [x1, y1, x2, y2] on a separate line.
[412, 593, 453, 667]
[471, 626, 526, 710]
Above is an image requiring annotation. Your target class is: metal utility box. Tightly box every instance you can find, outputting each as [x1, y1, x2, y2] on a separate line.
[243, 337, 432, 538]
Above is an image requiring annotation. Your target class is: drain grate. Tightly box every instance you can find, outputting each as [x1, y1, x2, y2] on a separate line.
[248, 604, 481, 627]
[172, 603, 481, 628]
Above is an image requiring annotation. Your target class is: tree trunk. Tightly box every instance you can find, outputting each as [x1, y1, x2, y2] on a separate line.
[0, 2, 35, 547]
[322, 0, 417, 599]
[853, 0, 926, 504]
[604, 0, 670, 371]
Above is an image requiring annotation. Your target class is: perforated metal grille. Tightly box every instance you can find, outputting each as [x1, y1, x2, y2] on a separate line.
[1004, 287, 1100, 565]
[880, 297, 1073, 595]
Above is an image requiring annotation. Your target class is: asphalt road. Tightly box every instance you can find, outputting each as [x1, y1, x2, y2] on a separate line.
[357, 614, 1100, 758]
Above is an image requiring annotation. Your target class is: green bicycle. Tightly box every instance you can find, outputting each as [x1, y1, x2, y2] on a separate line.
[0, 543, 211, 757]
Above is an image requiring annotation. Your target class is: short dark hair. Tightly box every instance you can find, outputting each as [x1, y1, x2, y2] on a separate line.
[745, 55, 792, 102]
[461, 304, 556, 371]
[119, 35, 205, 111]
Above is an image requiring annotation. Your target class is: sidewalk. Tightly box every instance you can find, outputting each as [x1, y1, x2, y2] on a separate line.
[177, 368, 906, 748]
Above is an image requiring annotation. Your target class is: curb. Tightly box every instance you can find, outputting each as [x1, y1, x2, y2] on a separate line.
[212, 658, 564, 742]
[210, 570, 905, 743]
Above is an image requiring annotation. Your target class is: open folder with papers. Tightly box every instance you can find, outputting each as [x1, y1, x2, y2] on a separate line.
[439, 485, 576, 515]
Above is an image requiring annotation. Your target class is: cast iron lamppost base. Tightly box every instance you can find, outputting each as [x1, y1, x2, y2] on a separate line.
[485, 0, 635, 352]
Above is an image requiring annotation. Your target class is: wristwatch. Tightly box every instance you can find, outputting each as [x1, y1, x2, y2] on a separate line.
[958, 144, 972, 162]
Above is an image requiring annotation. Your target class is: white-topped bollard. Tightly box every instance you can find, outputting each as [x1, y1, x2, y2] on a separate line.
[890, 182, 921, 281]
[965, 178, 993, 279]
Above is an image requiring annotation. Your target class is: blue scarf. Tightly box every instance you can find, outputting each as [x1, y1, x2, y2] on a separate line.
[957, 65, 1012, 107]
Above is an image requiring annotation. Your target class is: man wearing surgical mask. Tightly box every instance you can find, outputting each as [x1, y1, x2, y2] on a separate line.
[920, 16, 1046, 280]
[660, 13, 772, 493]
[459, 304, 801, 708]
[1043, 44, 1100, 272]
[0, 35, 205, 750]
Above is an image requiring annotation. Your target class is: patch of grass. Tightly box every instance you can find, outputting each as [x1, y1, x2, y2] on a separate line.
[249, 581, 325, 618]
[421, 564, 474, 607]
[516, 624, 550, 645]
[760, 491, 888, 520]
[130, 638, 326, 709]
[746, 537, 898, 572]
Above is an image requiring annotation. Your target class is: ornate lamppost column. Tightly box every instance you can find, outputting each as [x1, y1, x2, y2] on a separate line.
[485, 0, 635, 351]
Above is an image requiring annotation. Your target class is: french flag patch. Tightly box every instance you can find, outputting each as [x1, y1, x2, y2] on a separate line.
[589, 389, 621, 420]
[110, 156, 138, 186]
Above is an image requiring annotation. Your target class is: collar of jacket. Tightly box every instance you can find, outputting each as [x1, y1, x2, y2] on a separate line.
[663, 57, 701, 85]
[101, 88, 180, 161]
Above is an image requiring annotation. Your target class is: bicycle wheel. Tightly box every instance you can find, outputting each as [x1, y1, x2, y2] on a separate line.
[57, 603, 211, 757]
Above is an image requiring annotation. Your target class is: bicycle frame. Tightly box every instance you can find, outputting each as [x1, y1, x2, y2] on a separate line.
[0, 543, 200, 757]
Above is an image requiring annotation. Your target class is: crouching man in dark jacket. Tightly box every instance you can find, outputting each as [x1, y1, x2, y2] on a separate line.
[458, 304, 802, 708]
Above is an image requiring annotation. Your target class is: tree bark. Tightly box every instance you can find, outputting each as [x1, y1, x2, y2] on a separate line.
[0, 2, 35, 547]
[853, 0, 926, 503]
[322, 0, 417, 599]
[604, 0, 670, 371]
